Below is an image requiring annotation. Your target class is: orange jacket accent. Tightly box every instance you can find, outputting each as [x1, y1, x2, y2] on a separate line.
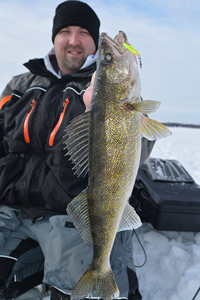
[23, 99, 36, 143]
[49, 98, 70, 146]
[0, 95, 12, 109]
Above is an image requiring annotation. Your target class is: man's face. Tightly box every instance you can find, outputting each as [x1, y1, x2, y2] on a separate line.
[54, 26, 96, 75]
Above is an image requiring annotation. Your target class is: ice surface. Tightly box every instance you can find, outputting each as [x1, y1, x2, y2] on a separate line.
[150, 127, 200, 185]
[133, 224, 200, 300]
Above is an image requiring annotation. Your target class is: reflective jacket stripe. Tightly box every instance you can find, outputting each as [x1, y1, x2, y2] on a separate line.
[49, 98, 69, 146]
[23, 99, 36, 143]
[0, 255, 17, 261]
[0, 95, 12, 109]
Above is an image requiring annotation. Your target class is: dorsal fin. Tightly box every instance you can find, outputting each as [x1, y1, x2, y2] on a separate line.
[63, 111, 91, 177]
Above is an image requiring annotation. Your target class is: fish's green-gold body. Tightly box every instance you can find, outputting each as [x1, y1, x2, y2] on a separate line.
[64, 31, 171, 300]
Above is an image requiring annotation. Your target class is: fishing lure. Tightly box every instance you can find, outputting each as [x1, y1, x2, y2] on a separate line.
[123, 42, 140, 56]
[123, 42, 142, 68]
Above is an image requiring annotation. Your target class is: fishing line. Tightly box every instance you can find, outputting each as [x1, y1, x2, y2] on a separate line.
[139, 57, 142, 69]
[132, 229, 147, 268]
[138, 55, 143, 97]
[192, 286, 200, 300]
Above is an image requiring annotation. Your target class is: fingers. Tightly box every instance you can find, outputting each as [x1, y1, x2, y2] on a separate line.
[83, 71, 96, 112]
[90, 71, 96, 85]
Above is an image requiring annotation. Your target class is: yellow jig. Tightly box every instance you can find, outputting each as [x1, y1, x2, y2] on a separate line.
[123, 42, 140, 56]
[123, 42, 142, 68]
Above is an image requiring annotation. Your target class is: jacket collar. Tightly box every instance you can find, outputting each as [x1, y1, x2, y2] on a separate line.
[24, 48, 97, 79]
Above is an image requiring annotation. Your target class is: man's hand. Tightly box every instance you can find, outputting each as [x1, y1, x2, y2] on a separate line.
[83, 71, 96, 111]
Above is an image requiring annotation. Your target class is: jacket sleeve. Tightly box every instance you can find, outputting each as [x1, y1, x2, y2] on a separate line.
[0, 76, 22, 156]
[138, 96, 156, 166]
[139, 137, 155, 166]
[0, 72, 37, 156]
[0, 78, 13, 101]
[0, 79, 14, 156]
[0, 72, 37, 102]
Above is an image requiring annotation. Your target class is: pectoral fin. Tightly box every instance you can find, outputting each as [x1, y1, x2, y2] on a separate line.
[133, 100, 161, 114]
[118, 203, 142, 231]
[141, 115, 172, 140]
[67, 189, 93, 247]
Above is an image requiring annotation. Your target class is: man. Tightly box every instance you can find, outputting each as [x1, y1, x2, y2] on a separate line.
[0, 1, 154, 300]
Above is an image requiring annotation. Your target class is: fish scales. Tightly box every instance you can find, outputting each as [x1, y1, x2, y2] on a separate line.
[64, 31, 172, 300]
[87, 107, 141, 277]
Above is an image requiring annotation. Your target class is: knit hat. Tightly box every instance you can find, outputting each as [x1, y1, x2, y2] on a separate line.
[52, 0, 100, 49]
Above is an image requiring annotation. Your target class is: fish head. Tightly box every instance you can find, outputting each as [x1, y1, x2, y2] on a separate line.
[95, 31, 141, 106]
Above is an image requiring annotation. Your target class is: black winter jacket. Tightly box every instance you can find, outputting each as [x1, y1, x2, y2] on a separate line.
[0, 58, 95, 218]
[0, 57, 155, 219]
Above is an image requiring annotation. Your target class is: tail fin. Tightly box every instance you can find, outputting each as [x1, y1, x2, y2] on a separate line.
[71, 265, 119, 300]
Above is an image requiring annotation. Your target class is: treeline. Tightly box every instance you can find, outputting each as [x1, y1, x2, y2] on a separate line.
[162, 123, 200, 129]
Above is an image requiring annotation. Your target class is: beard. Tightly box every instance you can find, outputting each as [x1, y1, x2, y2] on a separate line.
[63, 56, 86, 72]
[62, 46, 86, 73]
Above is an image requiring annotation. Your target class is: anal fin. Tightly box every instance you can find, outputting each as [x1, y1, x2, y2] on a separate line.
[67, 189, 93, 247]
[118, 203, 142, 231]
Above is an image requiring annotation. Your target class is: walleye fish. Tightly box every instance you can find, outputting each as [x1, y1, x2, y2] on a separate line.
[64, 31, 171, 300]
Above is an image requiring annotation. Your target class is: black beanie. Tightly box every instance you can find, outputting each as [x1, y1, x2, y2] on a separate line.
[52, 0, 100, 49]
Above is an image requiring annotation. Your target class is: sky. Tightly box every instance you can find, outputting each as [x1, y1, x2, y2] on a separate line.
[0, 0, 200, 124]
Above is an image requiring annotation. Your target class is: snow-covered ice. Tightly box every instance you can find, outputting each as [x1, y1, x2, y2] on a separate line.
[133, 127, 200, 300]
[133, 224, 200, 300]
[150, 127, 200, 185]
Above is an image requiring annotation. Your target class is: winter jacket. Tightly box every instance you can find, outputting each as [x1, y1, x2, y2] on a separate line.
[0, 57, 96, 219]
[0, 55, 155, 219]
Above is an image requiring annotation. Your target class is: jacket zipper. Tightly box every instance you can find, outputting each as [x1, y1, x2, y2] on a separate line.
[23, 99, 36, 143]
[49, 98, 70, 146]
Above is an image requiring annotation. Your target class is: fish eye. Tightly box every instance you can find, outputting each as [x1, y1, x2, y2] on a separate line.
[104, 53, 112, 63]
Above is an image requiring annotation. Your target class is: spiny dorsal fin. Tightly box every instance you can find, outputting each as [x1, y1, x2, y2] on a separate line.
[141, 115, 172, 140]
[118, 203, 142, 232]
[63, 111, 91, 177]
[67, 189, 93, 247]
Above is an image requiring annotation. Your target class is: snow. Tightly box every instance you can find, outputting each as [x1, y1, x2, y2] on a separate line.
[133, 224, 200, 300]
[42, 127, 200, 300]
[132, 127, 200, 300]
[150, 127, 200, 185]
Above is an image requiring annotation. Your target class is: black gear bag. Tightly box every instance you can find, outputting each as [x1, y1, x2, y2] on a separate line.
[130, 158, 200, 232]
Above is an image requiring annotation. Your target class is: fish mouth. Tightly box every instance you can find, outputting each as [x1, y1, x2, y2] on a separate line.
[100, 32, 128, 55]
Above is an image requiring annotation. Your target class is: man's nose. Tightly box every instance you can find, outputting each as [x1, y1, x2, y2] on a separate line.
[69, 33, 80, 46]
